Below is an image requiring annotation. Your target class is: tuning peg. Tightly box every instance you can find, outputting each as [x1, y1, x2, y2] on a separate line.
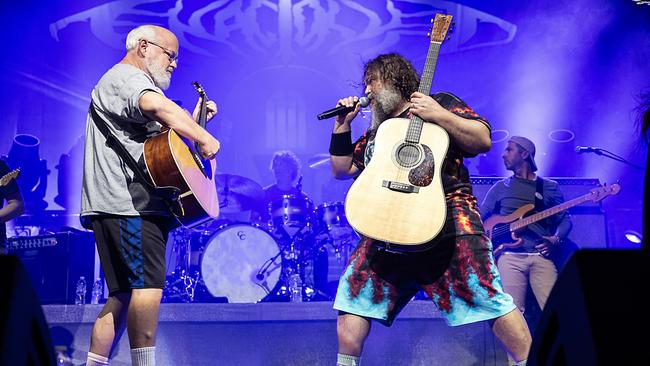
[427, 32, 431, 37]
[430, 18, 434, 23]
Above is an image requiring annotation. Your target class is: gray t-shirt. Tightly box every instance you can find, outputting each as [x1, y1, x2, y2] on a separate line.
[81, 63, 170, 217]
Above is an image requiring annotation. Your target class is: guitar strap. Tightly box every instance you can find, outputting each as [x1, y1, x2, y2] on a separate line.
[88, 103, 182, 217]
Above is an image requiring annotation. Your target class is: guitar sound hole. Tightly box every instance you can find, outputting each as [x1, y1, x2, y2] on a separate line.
[396, 143, 421, 168]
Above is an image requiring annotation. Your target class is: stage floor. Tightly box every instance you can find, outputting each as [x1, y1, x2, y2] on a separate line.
[44, 301, 507, 365]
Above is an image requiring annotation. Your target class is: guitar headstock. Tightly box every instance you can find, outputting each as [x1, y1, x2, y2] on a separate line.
[0, 168, 20, 186]
[192, 81, 206, 98]
[588, 183, 621, 202]
[429, 14, 453, 44]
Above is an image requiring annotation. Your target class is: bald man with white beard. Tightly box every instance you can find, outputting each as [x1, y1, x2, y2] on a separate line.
[81, 25, 220, 366]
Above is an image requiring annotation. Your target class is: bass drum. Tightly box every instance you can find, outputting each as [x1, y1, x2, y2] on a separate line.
[200, 223, 282, 303]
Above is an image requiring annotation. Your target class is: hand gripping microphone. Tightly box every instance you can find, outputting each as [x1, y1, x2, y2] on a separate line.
[317, 97, 370, 120]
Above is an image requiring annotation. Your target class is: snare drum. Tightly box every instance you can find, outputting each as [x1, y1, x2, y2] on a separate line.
[314, 201, 357, 241]
[268, 194, 314, 237]
[200, 223, 282, 303]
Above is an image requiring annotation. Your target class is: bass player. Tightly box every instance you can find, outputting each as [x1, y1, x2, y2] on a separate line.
[480, 136, 572, 336]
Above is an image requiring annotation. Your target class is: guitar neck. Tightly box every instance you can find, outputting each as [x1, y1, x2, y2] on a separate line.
[406, 42, 441, 144]
[510, 193, 593, 231]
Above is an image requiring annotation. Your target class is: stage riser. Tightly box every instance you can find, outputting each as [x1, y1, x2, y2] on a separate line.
[44, 302, 507, 365]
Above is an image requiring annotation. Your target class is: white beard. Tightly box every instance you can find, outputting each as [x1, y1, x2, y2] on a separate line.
[145, 58, 171, 90]
[370, 87, 403, 130]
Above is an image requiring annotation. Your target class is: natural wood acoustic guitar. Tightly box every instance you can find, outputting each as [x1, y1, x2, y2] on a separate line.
[344, 14, 453, 249]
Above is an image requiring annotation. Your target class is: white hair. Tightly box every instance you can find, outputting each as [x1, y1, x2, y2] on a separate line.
[125, 25, 157, 51]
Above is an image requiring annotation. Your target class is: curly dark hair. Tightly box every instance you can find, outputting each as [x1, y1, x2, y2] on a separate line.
[363, 53, 420, 101]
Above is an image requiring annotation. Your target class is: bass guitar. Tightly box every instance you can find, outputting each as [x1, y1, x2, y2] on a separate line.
[344, 14, 453, 249]
[485, 183, 621, 257]
[143, 82, 219, 227]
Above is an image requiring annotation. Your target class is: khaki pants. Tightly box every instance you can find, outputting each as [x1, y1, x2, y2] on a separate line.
[497, 252, 558, 314]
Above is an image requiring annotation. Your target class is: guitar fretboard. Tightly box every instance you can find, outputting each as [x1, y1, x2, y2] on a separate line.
[510, 193, 593, 231]
[405, 42, 441, 144]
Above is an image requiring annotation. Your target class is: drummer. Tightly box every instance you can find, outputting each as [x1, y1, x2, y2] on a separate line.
[253, 150, 309, 226]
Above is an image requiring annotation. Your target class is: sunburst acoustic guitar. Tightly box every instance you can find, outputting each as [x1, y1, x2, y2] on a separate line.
[143, 82, 219, 227]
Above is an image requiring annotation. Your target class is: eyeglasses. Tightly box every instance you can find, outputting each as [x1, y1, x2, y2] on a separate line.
[143, 39, 178, 63]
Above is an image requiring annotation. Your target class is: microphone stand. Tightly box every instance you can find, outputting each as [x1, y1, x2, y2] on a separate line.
[589, 148, 645, 170]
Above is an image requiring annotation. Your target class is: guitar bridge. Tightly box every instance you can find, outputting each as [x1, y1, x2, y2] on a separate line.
[382, 180, 419, 193]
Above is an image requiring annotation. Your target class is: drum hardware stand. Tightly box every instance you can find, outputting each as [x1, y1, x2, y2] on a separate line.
[163, 267, 200, 303]
[256, 228, 320, 302]
[255, 250, 284, 294]
[163, 228, 201, 303]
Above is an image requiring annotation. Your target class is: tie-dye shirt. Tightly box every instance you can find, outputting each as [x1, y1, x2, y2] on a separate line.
[351, 92, 489, 241]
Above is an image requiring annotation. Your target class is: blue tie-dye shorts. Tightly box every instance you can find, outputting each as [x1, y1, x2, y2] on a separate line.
[333, 234, 516, 326]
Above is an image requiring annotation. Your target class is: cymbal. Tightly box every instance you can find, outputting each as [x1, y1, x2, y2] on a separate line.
[215, 174, 264, 213]
[307, 153, 330, 169]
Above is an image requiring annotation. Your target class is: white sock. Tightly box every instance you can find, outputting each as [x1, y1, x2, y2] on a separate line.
[130, 346, 155, 366]
[337, 353, 361, 366]
[86, 351, 110, 365]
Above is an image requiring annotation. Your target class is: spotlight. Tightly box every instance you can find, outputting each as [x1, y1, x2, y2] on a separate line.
[624, 230, 643, 245]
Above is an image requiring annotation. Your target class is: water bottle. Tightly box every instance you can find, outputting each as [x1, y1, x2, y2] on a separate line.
[91, 278, 103, 304]
[55, 346, 73, 366]
[75, 276, 86, 305]
[288, 273, 302, 303]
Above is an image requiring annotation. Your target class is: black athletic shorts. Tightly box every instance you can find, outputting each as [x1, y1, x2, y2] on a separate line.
[91, 215, 172, 295]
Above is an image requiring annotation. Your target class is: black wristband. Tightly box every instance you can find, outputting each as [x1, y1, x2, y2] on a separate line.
[329, 131, 354, 156]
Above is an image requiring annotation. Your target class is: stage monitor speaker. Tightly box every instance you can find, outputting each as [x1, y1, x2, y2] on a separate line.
[471, 177, 609, 248]
[7, 230, 95, 304]
[528, 249, 649, 365]
[0, 255, 56, 365]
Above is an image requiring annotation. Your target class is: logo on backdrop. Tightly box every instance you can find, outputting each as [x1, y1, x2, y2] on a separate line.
[49, 0, 517, 61]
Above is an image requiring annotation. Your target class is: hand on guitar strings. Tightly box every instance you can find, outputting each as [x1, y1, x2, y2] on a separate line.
[535, 235, 561, 257]
[198, 135, 220, 160]
[192, 98, 218, 122]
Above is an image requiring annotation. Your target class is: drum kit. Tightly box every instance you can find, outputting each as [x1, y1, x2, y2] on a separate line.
[163, 172, 359, 303]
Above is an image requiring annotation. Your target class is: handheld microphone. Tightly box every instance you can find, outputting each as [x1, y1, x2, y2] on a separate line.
[575, 146, 601, 154]
[317, 97, 370, 120]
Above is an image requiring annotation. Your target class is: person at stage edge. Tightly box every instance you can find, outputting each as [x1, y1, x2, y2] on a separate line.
[328, 53, 531, 366]
[0, 159, 24, 255]
[480, 136, 572, 360]
[80, 25, 219, 366]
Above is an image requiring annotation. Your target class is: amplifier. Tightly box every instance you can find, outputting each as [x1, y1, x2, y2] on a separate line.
[7, 231, 95, 304]
[7, 234, 58, 250]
